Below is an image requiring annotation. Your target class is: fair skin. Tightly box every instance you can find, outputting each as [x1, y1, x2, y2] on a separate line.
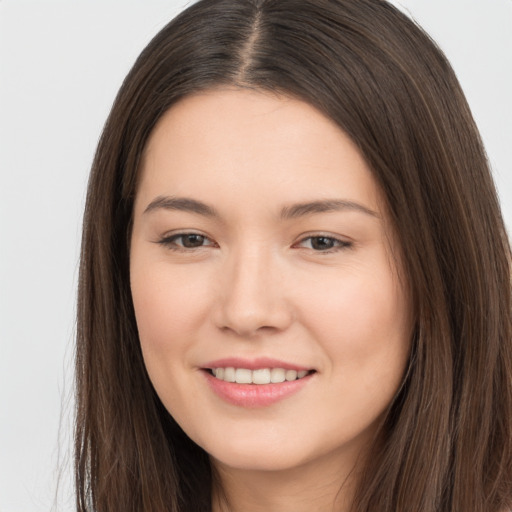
[130, 88, 412, 512]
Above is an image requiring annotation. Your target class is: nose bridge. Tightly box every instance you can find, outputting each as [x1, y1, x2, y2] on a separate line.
[216, 242, 290, 336]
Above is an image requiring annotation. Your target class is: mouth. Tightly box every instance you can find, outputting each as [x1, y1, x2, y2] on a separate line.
[201, 358, 317, 407]
[205, 367, 316, 385]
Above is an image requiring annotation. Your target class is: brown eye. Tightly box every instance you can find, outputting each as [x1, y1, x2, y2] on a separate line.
[158, 232, 215, 250]
[179, 234, 207, 248]
[310, 236, 336, 250]
[296, 236, 352, 252]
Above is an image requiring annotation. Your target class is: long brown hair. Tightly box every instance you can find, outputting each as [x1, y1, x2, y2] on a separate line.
[76, 0, 512, 510]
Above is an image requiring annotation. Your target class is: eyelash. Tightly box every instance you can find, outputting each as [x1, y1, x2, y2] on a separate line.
[293, 235, 353, 253]
[157, 233, 217, 251]
[156, 233, 353, 253]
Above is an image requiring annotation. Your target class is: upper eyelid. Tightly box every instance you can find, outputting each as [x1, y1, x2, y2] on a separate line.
[298, 236, 347, 242]
[294, 236, 352, 247]
[159, 229, 213, 240]
[294, 232, 353, 244]
[156, 231, 217, 248]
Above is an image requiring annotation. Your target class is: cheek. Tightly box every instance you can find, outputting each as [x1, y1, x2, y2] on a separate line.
[129, 262, 216, 426]
[301, 262, 411, 374]
[305, 269, 411, 431]
[130, 263, 210, 365]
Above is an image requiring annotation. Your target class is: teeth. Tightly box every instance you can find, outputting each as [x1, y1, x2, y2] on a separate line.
[211, 367, 311, 384]
[285, 370, 297, 381]
[235, 368, 252, 384]
[252, 368, 271, 384]
[270, 368, 285, 383]
[223, 367, 236, 382]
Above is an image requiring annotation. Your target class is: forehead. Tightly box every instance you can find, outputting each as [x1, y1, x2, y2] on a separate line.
[137, 88, 383, 216]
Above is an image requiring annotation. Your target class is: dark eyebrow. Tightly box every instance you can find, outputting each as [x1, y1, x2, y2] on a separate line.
[143, 196, 218, 217]
[280, 199, 379, 219]
[143, 196, 378, 219]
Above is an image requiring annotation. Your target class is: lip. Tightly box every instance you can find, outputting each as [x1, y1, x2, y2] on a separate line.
[202, 357, 312, 372]
[201, 358, 315, 408]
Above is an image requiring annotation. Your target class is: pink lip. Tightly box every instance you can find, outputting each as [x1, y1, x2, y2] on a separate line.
[202, 357, 311, 371]
[203, 371, 313, 407]
[201, 358, 315, 408]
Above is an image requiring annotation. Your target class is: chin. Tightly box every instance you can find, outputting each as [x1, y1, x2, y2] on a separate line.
[194, 428, 305, 472]
[210, 448, 307, 473]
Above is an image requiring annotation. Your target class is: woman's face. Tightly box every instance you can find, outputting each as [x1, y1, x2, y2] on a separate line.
[130, 88, 412, 475]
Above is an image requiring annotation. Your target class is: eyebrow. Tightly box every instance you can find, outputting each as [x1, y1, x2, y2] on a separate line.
[143, 196, 379, 219]
[143, 196, 218, 217]
[280, 199, 379, 219]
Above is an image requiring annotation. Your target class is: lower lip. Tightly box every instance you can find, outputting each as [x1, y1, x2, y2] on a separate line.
[203, 370, 314, 408]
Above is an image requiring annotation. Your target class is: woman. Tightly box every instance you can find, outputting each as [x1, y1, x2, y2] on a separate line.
[75, 0, 512, 510]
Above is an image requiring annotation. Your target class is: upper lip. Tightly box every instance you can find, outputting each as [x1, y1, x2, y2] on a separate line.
[202, 357, 313, 372]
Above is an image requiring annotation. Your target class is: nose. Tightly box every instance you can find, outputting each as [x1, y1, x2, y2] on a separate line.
[213, 247, 293, 337]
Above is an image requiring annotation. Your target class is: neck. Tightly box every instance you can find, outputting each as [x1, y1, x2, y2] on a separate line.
[210, 449, 361, 512]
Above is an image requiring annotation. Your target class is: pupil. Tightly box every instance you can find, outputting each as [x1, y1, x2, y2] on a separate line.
[183, 234, 204, 248]
[312, 237, 334, 250]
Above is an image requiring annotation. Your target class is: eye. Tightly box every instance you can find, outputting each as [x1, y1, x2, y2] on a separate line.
[295, 235, 352, 252]
[157, 232, 216, 250]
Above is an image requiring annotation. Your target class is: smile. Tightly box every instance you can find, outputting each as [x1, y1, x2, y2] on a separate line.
[203, 363, 316, 407]
[209, 367, 312, 384]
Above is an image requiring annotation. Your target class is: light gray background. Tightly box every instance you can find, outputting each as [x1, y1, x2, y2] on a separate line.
[0, 1, 510, 511]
